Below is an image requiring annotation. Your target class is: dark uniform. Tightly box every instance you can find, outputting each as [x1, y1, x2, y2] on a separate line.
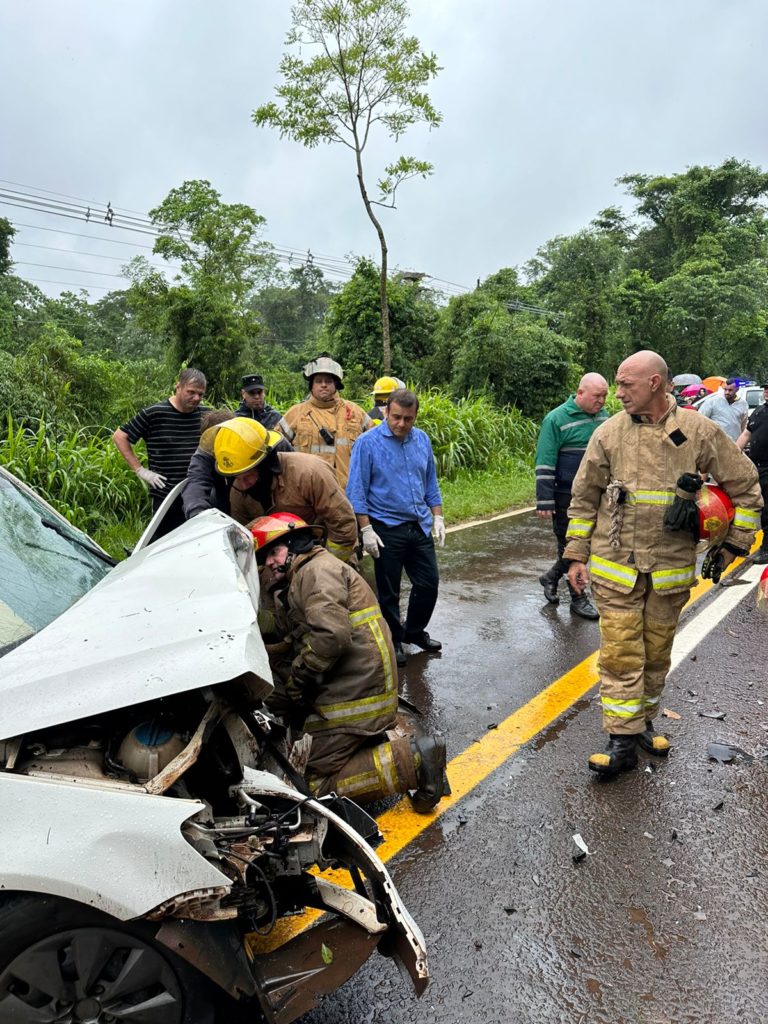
[744, 398, 768, 558]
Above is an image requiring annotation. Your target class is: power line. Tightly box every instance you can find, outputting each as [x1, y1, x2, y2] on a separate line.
[14, 261, 128, 279]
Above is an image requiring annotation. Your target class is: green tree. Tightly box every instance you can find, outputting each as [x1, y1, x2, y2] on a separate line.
[450, 313, 580, 421]
[0, 217, 15, 276]
[526, 221, 628, 375]
[321, 258, 438, 385]
[254, 0, 441, 372]
[125, 180, 273, 395]
[251, 263, 336, 352]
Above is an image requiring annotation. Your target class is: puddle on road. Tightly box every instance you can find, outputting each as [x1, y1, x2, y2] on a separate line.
[627, 906, 668, 960]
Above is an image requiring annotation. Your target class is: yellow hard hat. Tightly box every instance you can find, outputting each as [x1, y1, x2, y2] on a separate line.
[373, 375, 405, 398]
[210, 419, 282, 476]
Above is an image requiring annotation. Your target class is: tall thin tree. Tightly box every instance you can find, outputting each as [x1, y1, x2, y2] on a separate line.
[254, 0, 441, 372]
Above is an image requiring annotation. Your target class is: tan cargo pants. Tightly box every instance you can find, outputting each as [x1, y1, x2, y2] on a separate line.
[592, 574, 689, 735]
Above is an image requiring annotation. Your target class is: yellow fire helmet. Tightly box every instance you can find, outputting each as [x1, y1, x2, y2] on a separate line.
[372, 375, 403, 397]
[210, 418, 282, 476]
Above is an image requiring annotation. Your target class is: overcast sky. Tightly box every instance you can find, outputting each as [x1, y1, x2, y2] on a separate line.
[2, 0, 767, 300]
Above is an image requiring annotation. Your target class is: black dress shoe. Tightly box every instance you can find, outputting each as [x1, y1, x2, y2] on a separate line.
[538, 574, 560, 604]
[394, 643, 407, 667]
[405, 631, 442, 652]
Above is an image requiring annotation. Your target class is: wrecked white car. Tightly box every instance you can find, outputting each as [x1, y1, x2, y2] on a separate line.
[0, 467, 428, 1023]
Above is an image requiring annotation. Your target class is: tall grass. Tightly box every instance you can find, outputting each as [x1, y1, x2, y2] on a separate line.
[0, 415, 146, 548]
[416, 390, 537, 479]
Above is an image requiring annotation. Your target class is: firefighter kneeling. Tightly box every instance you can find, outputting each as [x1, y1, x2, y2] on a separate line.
[251, 512, 451, 812]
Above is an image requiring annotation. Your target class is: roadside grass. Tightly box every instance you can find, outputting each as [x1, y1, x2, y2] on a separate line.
[441, 459, 535, 523]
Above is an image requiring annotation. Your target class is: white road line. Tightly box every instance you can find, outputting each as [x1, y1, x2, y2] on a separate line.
[670, 562, 763, 672]
[446, 505, 534, 534]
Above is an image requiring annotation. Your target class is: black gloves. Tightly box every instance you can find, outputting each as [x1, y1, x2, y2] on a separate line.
[664, 473, 702, 540]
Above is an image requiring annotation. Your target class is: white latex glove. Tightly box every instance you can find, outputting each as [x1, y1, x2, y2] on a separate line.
[360, 524, 385, 559]
[135, 466, 167, 490]
[432, 515, 446, 548]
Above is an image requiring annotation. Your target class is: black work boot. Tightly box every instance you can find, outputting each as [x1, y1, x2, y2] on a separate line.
[588, 734, 638, 776]
[570, 594, 599, 620]
[538, 572, 560, 605]
[393, 642, 407, 667]
[410, 735, 451, 813]
[636, 720, 670, 756]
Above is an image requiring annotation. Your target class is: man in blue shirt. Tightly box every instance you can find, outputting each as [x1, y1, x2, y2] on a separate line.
[346, 389, 445, 667]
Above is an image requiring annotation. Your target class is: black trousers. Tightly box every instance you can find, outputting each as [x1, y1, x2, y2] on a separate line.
[546, 489, 578, 598]
[369, 518, 439, 644]
[757, 465, 768, 549]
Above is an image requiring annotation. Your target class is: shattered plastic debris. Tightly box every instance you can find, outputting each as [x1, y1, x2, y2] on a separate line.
[662, 708, 681, 720]
[698, 710, 726, 720]
[693, 910, 707, 921]
[707, 742, 754, 764]
[643, 832, 655, 839]
[572, 833, 590, 862]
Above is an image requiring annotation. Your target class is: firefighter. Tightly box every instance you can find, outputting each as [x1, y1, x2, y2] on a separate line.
[183, 418, 358, 562]
[368, 376, 406, 423]
[564, 350, 762, 776]
[278, 355, 372, 487]
[251, 513, 451, 812]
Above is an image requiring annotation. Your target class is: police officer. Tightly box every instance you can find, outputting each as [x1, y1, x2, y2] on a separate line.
[235, 374, 282, 429]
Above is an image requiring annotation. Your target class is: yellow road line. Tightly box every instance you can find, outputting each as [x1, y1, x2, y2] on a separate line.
[248, 545, 756, 951]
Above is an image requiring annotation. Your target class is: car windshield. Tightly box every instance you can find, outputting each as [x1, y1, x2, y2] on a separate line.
[0, 473, 113, 656]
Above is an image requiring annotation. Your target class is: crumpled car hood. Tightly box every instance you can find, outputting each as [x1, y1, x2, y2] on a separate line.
[0, 511, 272, 739]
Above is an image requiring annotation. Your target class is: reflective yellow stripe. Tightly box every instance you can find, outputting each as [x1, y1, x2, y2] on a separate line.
[326, 539, 355, 561]
[644, 694, 661, 707]
[566, 518, 595, 539]
[651, 565, 695, 591]
[590, 555, 638, 588]
[309, 444, 336, 455]
[373, 742, 398, 794]
[631, 489, 675, 506]
[601, 696, 644, 717]
[733, 506, 760, 530]
[304, 606, 396, 733]
[349, 605, 380, 627]
[319, 768, 379, 798]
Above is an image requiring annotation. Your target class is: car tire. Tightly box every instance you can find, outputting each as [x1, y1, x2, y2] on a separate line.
[0, 894, 220, 1023]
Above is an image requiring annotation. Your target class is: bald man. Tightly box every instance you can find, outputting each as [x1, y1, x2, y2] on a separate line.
[535, 372, 609, 619]
[564, 350, 762, 776]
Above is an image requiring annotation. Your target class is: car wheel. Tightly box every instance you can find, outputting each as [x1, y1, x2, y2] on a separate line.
[0, 895, 218, 1023]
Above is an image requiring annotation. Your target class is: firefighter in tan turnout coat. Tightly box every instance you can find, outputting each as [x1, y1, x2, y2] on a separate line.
[251, 513, 451, 812]
[278, 355, 372, 488]
[565, 350, 762, 776]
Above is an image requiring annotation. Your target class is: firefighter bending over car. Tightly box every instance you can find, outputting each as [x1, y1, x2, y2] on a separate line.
[564, 350, 762, 777]
[251, 512, 451, 813]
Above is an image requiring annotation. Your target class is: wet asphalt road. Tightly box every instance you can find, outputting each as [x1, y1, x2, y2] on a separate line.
[305, 513, 768, 1024]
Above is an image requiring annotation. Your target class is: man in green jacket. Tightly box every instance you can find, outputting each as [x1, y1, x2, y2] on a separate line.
[535, 373, 609, 619]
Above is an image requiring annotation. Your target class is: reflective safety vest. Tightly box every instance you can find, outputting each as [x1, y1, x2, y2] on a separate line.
[563, 398, 762, 594]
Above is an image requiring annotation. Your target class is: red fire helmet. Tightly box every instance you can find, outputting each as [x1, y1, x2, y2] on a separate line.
[249, 512, 324, 561]
[697, 484, 734, 544]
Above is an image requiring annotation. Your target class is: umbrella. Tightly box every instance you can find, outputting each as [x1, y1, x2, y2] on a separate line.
[681, 383, 709, 398]
[702, 375, 726, 393]
[672, 373, 702, 387]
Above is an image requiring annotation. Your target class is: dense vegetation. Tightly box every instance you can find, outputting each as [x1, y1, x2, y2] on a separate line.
[2, 158, 767, 554]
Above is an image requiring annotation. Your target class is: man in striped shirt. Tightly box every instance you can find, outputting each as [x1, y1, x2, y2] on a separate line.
[112, 368, 207, 530]
[535, 372, 609, 619]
